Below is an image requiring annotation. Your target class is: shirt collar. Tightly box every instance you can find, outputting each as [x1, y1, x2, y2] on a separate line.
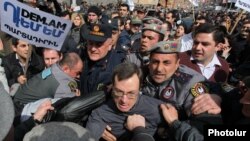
[191, 54, 221, 67]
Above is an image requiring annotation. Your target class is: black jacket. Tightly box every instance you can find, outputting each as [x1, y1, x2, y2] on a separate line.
[1, 52, 44, 87]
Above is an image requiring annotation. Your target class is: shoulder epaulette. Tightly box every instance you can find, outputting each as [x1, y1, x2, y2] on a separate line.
[174, 71, 193, 83]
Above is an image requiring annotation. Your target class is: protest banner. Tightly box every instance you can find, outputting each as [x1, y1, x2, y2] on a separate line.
[235, 0, 250, 12]
[0, 0, 72, 51]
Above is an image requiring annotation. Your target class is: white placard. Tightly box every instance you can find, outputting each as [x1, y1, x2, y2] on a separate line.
[235, 0, 250, 12]
[0, 0, 72, 51]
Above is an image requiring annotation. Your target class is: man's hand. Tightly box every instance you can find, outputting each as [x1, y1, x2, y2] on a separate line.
[17, 75, 27, 84]
[125, 114, 145, 131]
[160, 104, 178, 125]
[101, 125, 117, 141]
[33, 100, 54, 122]
[191, 94, 221, 115]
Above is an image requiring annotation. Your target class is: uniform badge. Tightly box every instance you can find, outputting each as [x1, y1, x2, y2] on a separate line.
[68, 81, 77, 92]
[191, 83, 209, 97]
[170, 42, 178, 51]
[161, 86, 174, 99]
[93, 25, 100, 32]
[164, 44, 170, 50]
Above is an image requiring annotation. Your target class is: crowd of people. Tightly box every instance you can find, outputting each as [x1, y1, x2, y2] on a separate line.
[1, 0, 250, 141]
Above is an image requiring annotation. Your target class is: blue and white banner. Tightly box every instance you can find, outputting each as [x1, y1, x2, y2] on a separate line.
[0, 0, 72, 51]
[235, 0, 250, 12]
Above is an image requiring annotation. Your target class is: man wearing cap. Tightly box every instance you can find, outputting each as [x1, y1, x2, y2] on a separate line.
[80, 23, 125, 95]
[128, 17, 142, 52]
[142, 41, 223, 132]
[79, 6, 103, 43]
[126, 23, 165, 67]
[136, 8, 146, 20]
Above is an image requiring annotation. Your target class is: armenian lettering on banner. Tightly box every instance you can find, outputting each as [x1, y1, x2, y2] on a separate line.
[0, 0, 72, 51]
[235, 0, 250, 12]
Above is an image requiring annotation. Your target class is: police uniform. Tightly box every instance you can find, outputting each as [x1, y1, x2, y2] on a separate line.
[81, 49, 124, 95]
[142, 41, 210, 119]
[126, 23, 166, 68]
[80, 23, 125, 95]
[14, 63, 78, 115]
[142, 64, 206, 118]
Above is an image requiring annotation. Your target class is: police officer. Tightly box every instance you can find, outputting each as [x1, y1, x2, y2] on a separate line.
[142, 41, 222, 130]
[126, 22, 165, 67]
[13, 52, 83, 124]
[80, 23, 125, 95]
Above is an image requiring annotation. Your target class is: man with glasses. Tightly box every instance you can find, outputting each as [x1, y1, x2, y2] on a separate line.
[80, 23, 125, 95]
[86, 62, 164, 141]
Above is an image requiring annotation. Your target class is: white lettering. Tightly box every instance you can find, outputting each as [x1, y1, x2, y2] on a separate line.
[208, 129, 247, 136]
[208, 129, 214, 136]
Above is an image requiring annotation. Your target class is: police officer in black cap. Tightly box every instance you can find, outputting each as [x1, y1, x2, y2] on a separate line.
[80, 23, 125, 95]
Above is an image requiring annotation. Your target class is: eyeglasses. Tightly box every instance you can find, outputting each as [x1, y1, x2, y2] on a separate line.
[112, 89, 138, 99]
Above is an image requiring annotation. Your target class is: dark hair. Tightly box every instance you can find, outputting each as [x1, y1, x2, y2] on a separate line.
[87, 6, 102, 16]
[177, 23, 188, 34]
[112, 62, 143, 87]
[196, 16, 209, 24]
[120, 3, 130, 11]
[42, 48, 62, 58]
[167, 10, 179, 21]
[194, 24, 225, 44]
[163, 21, 172, 31]
[58, 10, 71, 18]
[59, 52, 82, 68]
[12, 37, 20, 47]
